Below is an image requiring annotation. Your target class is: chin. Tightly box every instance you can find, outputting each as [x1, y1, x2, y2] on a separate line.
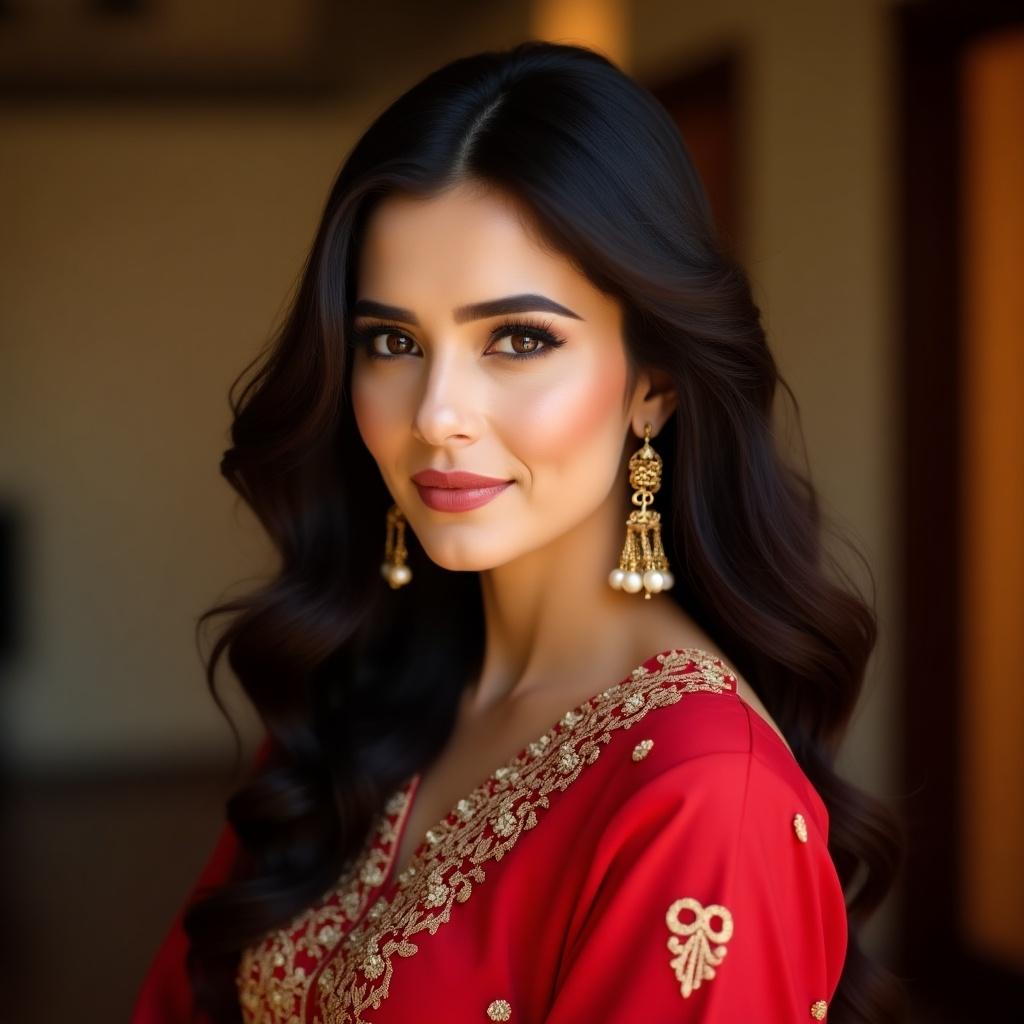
[414, 532, 518, 574]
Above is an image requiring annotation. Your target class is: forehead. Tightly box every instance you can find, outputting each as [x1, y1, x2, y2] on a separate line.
[354, 183, 608, 320]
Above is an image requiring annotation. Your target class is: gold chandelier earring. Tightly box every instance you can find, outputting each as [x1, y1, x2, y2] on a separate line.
[608, 422, 674, 600]
[381, 502, 413, 589]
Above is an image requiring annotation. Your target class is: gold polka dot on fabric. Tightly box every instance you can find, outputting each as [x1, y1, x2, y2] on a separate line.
[792, 812, 809, 843]
[486, 998, 512, 1020]
[632, 738, 655, 761]
[810, 998, 828, 1019]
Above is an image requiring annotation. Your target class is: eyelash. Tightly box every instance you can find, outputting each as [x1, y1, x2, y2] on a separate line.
[349, 317, 567, 362]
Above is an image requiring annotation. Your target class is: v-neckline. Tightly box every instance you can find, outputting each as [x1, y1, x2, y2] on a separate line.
[378, 644, 738, 891]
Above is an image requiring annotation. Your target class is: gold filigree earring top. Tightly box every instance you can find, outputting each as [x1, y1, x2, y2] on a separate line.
[381, 502, 413, 588]
[608, 422, 674, 599]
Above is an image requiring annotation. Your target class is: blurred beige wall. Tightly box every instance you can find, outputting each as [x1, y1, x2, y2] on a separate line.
[0, 104, 343, 767]
[1, 0, 900, 953]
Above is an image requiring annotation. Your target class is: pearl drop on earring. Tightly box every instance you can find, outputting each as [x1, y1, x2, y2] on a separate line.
[381, 561, 412, 588]
[381, 503, 413, 589]
[608, 422, 673, 600]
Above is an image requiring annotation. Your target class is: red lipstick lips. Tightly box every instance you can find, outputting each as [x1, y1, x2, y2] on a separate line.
[411, 469, 513, 512]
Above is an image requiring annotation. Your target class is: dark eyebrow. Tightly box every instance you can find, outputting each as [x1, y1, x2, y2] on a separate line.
[350, 293, 584, 325]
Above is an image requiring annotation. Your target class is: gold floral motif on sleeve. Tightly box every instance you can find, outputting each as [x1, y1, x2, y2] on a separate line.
[315, 648, 738, 1023]
[665, 896, 734, 997]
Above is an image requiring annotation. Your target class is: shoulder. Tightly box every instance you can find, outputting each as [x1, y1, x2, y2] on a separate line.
[608, 648, 829, 842]
[549, 662, 849, 1017]
[595, 744, 832, 881]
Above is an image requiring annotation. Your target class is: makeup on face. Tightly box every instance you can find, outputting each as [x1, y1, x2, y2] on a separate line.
[350, 183, 637, 568]
[412, 474, 514, 513]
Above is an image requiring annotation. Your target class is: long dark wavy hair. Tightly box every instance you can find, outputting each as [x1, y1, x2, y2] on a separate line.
[182, 39, 907, 1024]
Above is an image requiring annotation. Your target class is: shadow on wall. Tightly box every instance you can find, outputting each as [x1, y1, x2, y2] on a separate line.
[0, 498, 232, 1022]
[0, 503, 23, 696]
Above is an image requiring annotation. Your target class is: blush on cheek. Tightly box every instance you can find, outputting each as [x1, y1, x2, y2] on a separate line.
[350, 377, 390, 458]
[511, 355, 627, 462]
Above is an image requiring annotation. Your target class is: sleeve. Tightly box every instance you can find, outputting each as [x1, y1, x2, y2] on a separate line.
[129, 737, 273, 1024]
[542, 751, 848, 1022]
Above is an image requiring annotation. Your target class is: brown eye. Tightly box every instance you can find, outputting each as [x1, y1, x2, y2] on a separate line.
[382, 332, 417, 356]
[486, 319, 565, 361]
[506, 330, 541, 355]
[352, 324, 422, 360]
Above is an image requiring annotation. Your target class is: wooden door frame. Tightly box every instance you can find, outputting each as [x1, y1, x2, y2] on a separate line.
[896, 1, 1024, 1012]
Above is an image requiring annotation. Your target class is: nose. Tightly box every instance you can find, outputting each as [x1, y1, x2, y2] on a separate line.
[410, 348, 477, 447]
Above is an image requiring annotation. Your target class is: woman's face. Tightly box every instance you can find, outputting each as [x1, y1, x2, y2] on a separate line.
[350, 181, 655, 572]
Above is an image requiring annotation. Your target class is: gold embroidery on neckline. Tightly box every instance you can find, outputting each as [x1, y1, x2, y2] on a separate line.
[236, 784, 415, 1023]
[313, 647, 737, 1023]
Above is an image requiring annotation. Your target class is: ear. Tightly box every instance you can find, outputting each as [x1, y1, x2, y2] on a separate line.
[628, 366, 678, 438]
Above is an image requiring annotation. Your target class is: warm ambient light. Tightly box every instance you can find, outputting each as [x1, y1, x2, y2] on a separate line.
[529, 0, 631, 72]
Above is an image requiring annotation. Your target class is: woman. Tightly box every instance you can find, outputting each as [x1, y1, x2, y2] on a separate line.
[132, 40, 905, 1024]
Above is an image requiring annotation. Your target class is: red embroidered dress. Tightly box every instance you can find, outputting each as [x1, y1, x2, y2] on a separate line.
[132, 648, 847, 1023]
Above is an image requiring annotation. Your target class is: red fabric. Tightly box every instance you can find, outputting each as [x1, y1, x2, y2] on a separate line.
[542, 752, 847, 1020]
[134, 652, 849, 1023]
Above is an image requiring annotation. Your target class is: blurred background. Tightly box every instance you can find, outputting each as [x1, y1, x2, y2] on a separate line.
[0, 0, 1021, 1021]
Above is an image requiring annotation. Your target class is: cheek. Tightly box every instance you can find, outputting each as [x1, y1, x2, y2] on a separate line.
[351, 367, 396, 457]
[507, 350, 627, 471]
